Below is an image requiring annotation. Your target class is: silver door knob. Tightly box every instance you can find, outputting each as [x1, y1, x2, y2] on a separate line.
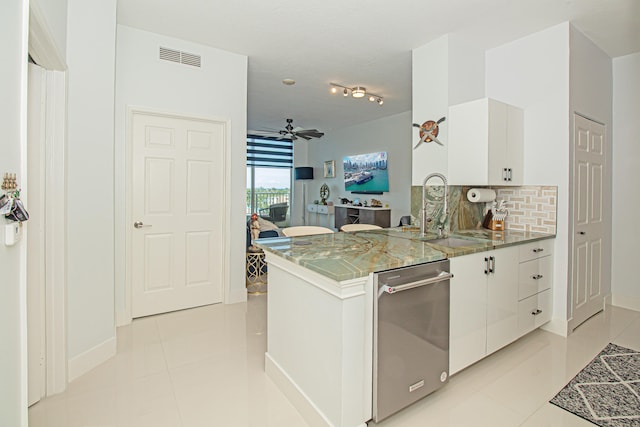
[134, 221, 151, 229]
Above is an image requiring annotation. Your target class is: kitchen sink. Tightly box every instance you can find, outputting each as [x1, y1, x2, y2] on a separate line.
[425, 237, 483, 248]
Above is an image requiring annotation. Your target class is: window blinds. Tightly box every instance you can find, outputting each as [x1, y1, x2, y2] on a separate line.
[247, 136, 293, 169]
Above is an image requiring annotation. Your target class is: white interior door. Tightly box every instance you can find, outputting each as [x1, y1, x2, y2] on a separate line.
[571, 114, 605, 330]
[27, 62, 47, 406]
[131, 111, 225, 318]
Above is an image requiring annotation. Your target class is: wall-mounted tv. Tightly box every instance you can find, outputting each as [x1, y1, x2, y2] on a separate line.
[343, 152, 389, 194]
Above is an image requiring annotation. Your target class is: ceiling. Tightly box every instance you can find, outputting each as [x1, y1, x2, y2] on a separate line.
[117, 0, 640, 134]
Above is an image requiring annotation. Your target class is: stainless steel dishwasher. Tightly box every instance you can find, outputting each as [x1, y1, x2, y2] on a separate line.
[372, 259, 451, 423]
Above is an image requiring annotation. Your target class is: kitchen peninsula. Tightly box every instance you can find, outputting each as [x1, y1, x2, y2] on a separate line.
[257, 228, 554, 427]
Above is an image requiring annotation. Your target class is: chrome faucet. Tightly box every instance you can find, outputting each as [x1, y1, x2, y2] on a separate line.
[421, 173, 449, 238]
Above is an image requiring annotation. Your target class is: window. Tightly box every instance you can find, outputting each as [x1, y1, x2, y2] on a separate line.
[246, 136, 293, 226]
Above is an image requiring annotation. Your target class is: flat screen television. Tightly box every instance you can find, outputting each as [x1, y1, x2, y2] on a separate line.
[343, 151, 389, 194]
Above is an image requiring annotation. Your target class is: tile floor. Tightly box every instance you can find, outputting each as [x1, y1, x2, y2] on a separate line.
[29, 296, 640, 427]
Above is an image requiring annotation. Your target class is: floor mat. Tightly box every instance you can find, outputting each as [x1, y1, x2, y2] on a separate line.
[550, 343, 640, 426]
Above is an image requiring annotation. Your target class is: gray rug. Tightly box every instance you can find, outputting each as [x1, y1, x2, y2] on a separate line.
[550, 343, 640, 426]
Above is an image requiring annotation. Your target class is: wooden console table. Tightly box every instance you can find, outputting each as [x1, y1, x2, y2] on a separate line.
[334, 205, 391, 229]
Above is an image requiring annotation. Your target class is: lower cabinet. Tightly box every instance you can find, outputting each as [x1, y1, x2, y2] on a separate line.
[517, 240, 554, 335]
[518, 289, 552, 335]
[450, 239, 554, 375]
[449, 246, 519, 374]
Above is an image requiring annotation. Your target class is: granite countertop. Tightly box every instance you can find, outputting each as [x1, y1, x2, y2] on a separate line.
[256, 227, 555, 282]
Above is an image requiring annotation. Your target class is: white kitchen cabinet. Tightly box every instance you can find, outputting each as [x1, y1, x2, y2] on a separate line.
[448, 98, 524, 186]
[449, 245, 519, 374]
[517, 240, 554, 336]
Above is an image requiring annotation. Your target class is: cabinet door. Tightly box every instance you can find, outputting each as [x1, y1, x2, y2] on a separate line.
[487, 100, 508, 185]
[449, 253, 488, 374]
[486, 246, 519, 354]
[518, 289, 552, 336]
[335, 206, 347, 229]
[447, 99, 490, 186]
[506, 105, 524, 185]
[518, 255, 552, 300]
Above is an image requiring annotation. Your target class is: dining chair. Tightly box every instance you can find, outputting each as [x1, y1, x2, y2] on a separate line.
[340, 224, 382, 232]
[281, 226, 334, 237]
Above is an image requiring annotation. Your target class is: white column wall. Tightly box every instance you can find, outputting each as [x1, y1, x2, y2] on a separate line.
[612, 53, 640, 311]
[485, 22, 571, 329]
[568, 25, 613, 313]
[65, 0, 118, 377]
[0, 0, 29, 424]
[114, 25, 248, 317]
[412, 36, 450, 183]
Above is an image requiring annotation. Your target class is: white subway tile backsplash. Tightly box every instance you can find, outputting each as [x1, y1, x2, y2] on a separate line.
[497, 186, 557, 234]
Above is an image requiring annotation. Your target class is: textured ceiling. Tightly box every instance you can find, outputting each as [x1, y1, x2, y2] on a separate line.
[117, 0, 640, 134]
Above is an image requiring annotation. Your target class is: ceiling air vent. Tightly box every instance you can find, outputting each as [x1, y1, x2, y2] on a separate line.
[159, 47, 201, 68]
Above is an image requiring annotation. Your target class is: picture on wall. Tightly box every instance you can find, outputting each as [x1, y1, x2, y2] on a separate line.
[343, 152, 389, 194]
[324, 160, 335, 178]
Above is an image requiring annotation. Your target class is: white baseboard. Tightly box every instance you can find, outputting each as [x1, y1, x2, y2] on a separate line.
[265, 353, 368, 427]
[541, 318, 569, 337]
[68, 336, 116, 383]
[611, 294, 640, 312]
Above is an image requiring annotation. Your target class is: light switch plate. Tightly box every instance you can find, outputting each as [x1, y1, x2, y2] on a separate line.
[5, 222, 22, 246]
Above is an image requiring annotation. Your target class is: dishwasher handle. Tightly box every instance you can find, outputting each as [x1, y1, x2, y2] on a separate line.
[378, 271, 452, 298]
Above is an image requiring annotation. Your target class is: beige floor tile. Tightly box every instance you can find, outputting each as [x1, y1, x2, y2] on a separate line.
[29, 295, 639, 427]
[520, 403, 597, 426]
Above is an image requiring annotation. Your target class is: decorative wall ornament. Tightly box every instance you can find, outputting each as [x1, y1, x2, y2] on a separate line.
[412, 117, 446, 149]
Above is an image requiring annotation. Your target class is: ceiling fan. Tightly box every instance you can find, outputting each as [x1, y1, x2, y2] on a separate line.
[253, 118, 324, 141]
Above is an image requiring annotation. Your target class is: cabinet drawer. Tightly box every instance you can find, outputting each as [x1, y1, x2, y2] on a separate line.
[519, 239, 554, 262]
[317, 205, 328, 214]
[307, 204, 318, 213]
[517, 289, 551, 336]
[518, 256, 552, 300]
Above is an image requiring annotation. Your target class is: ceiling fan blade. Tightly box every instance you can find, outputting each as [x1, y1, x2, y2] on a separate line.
[297, 134, 312, 140]
[437, 117, 446, 124]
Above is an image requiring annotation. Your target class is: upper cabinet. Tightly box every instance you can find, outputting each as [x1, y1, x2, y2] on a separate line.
[447, 98, 524, 186]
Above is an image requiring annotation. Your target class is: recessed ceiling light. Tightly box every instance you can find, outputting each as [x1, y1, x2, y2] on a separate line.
[282, 78, 296, 85]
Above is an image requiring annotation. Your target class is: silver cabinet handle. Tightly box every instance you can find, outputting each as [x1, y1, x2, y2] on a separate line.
[378, 271, 452, 297]
[134, 221, 151, 229]
[503, 168, 508, 181]
[532, 274, 543, 280]
[531, 309, 542, 316]
[484, 256, 495, 274]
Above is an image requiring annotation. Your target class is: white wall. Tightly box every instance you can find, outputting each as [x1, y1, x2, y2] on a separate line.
[0, 0, 29, 424]
[114, 25, 249, 318]
[412, 36, 450, 183]
[485, 22, 571, 328]
[65, 0, 118, 378]
[412, 33, 487, 185]
[569, 25, 613, 313]
[30, 0, 68, 62]
[612, 53, 640, 311]
[307, 111, 412, 227]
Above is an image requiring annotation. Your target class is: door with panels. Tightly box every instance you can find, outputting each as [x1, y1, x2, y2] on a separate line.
[571, 114, 606, 330]
[131, 111, 226, 318]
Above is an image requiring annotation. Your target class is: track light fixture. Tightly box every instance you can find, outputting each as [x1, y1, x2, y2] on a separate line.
[329, 83, 384, 106]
